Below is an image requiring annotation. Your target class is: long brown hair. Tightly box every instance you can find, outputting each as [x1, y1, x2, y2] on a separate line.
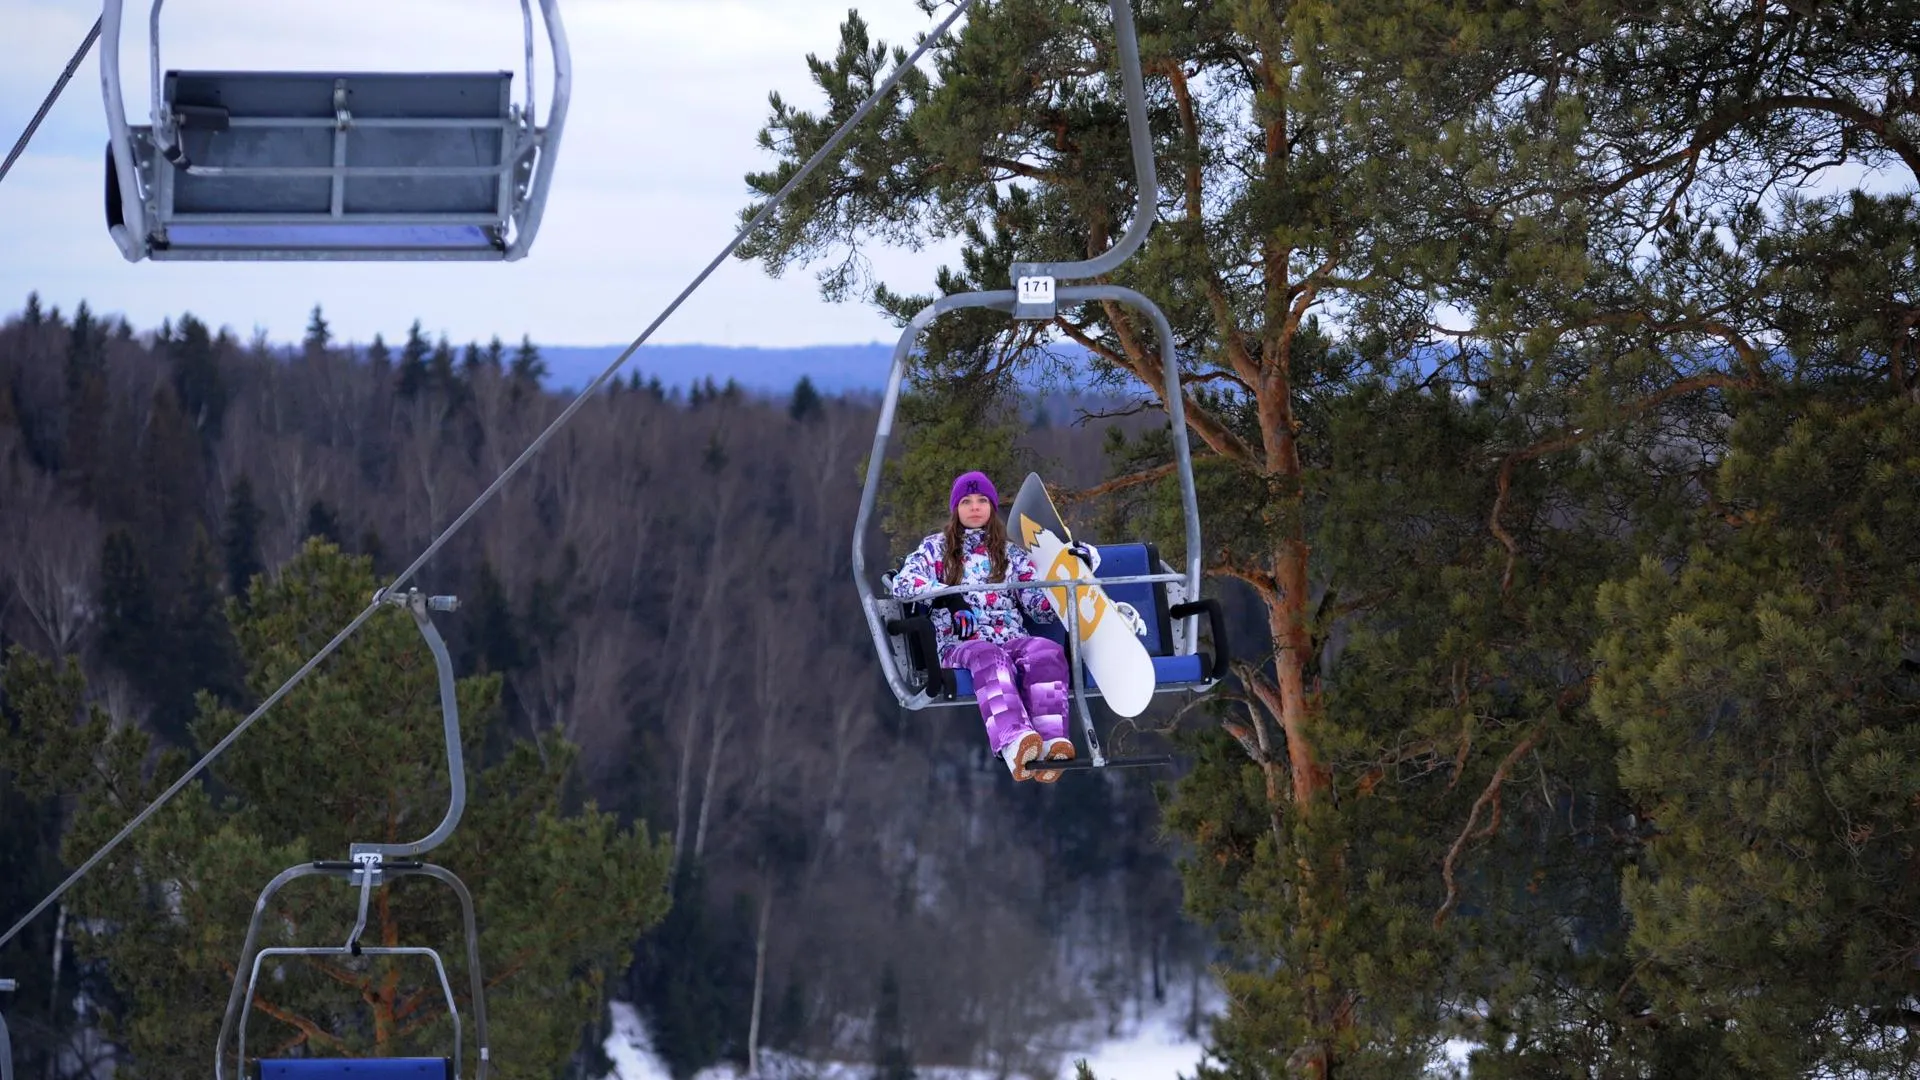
[941, 507, 1010, 587]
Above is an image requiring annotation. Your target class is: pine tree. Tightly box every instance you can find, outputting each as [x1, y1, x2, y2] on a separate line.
[95, 528, 155, 679]
[303, 500, 343, 545]
[869, 964, 914, 1080]
[223, 478, 266, 605]
[466, 561, 522, 676]
[169, 525, 243, 716]
[1592, 395, 1920, 1075]
[788, 375, 821, 422]
[510, 334, 547, 395]
[428, 336, 456, 392]
[169, 312, 228, 442]
[398, 320, 430, 400]
[629, 863, 754, 1079]
[303, 304, 332, 354]
[367, 333, 392, 370]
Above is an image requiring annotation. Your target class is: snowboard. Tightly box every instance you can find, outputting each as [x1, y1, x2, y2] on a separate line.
[1008, 472, 1155, 717]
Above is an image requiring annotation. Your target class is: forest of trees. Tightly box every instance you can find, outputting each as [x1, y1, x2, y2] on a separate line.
[5, 1, 1920, 1079]
[0, 296, 1208, 1080]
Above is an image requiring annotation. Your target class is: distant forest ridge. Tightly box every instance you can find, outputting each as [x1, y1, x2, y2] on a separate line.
[532, 338, 1492, 399]
[535, 340, 1111, 395]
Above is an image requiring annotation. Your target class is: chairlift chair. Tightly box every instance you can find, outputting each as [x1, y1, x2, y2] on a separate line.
[214, 591, 490, 1080]
[853, 0, 1229, 773]
[101, 1, 570, 262]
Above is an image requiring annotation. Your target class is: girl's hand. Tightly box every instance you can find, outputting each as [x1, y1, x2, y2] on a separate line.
[1067, 541, 1101, 573]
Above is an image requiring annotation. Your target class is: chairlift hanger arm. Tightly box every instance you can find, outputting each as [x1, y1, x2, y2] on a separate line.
[353, 590, 466, 862]
[1009, 0, 1158, 317]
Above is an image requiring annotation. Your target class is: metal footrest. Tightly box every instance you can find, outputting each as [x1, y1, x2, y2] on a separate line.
[1029, 754, 1173, 773]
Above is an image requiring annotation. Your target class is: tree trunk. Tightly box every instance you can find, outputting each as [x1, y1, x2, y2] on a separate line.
[692, 710, 735, 862]
[46, 903, 66, 1080]
[1151, 928, 1164, 1006]
[671, 713, 698, 869]
[746, 879, 773, 1077]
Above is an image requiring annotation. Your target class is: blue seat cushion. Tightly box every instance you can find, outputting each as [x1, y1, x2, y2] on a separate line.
[259, 1059, 450, 1080]
[946, 651, 1207, 697]
[1083, 543, 1170, 655]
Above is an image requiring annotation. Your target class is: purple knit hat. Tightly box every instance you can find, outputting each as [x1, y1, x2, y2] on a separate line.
[949, 470, 998, 515]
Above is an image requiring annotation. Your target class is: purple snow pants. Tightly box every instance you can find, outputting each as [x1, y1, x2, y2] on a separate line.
[948, 636, 1070, 754]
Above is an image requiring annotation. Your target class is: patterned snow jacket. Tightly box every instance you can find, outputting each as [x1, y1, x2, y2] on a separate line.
[890, 528, 1058, 664]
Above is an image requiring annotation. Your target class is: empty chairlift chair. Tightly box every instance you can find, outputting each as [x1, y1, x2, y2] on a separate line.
[100, 0, 571, 261]
[213, 591, 489, 1080]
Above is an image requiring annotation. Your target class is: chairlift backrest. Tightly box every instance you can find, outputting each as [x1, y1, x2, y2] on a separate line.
[100, 1, 570, 262]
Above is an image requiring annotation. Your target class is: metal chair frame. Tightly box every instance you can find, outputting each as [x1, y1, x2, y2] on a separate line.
[100, 0, 570, 261]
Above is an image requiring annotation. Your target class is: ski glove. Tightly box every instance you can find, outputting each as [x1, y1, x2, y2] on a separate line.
[931, 592, 980, 639]
[1067, 541, 1101, 572]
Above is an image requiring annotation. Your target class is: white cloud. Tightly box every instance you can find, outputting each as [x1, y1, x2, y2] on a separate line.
[0, 0, 969, 347]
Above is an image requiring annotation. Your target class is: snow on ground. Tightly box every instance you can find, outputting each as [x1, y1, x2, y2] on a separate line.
[602, 998, 1484, 1080]
[1063, 1004, 1219, 1080]
[601, 996, 1215, 1080]
[603, 1002, 675, 1080]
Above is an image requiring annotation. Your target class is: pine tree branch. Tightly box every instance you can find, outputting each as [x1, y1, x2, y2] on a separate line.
[249, 996, 349, 1052]
[1235, 663, 1295, 843]
[214, 955, 349, 1053]
[1215, 551, 1279, 607]
[1434, 726, 1543, 930]
[1764, 93, 1920, 180]
[977, 154, 1059, 185]
[297, 954, 371, 993]
[1283, 250, 1341, 343]
[1162, 61, 1264, 391]
[1053, 462, 1179, 506]
[1051, 316, 1257, 463]
[1488, 371, 1756, 592]
[1221, 719, 1269, 765]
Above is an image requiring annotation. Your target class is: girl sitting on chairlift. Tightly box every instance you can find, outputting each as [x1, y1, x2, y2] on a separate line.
[891, 471, 1086, 783]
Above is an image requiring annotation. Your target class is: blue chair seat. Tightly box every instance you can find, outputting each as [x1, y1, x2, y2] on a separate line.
[946, 651, 1207, 697]
[259, 1059, 450, 1080]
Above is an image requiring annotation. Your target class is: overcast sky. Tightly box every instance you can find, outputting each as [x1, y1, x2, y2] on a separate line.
[0, 0, 962, 348]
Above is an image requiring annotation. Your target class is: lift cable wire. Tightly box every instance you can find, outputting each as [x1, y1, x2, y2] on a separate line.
[0, 0, 981, 955]
[0, 17, 103, 187]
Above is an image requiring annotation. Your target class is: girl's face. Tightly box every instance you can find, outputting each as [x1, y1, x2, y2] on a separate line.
[955, 493, 994, 529]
